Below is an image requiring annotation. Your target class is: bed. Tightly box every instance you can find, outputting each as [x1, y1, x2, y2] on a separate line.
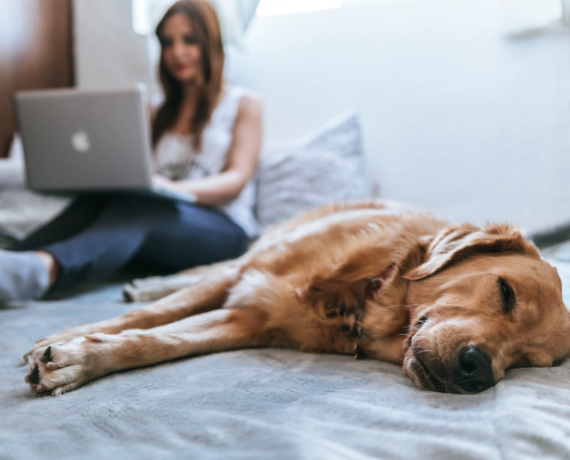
[3, 125, 570, 459]
[1, 241, 570, 460]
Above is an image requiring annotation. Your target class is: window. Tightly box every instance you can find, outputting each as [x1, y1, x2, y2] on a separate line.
[132, 0, 173, 35]
[256, 0, 343, 17]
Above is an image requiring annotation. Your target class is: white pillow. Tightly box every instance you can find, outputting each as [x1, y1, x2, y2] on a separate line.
[255, 111, 369, 232]
[0, 134, 26, 187]
[7, 133, 24, 161]
[0, 159, 25, 188]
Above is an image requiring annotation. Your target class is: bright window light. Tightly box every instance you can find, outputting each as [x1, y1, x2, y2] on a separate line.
[256, 0, 343, 17]
[132, 0, 174, 35]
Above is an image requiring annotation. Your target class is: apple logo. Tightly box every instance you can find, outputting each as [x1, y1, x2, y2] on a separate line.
[71, 130, 91, 153]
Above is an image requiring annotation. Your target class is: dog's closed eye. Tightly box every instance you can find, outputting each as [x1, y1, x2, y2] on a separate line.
[498, 277, 515, 314]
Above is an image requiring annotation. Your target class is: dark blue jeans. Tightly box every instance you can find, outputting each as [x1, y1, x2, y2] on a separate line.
[15, 195, 250, 292]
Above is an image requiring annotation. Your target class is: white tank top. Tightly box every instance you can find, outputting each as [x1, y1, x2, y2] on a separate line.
[154, 86, 258, 238]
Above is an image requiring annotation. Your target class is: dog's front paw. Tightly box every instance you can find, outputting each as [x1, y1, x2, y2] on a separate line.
[25, 334, 108, 396]
[24, 327, 98, 363]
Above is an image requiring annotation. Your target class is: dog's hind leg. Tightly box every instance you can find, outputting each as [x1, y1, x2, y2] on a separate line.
[122, 260, 233, 303]
[26, 263, 241, 361]
[26, 307, 269, 396]
[122, 273, 205, 303]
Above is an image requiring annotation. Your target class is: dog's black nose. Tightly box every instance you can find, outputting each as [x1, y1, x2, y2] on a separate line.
[454, 346, 495, 393]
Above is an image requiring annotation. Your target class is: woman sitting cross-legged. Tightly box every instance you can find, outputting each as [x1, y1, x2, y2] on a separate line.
[0, 0, 262, 302]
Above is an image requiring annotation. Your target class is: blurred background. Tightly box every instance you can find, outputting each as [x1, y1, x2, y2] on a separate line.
[1, 0, 569, 233]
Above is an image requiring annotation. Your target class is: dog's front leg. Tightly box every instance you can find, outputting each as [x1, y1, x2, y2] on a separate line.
[25, 266, 240, 362]
[25, 307, 268, 396]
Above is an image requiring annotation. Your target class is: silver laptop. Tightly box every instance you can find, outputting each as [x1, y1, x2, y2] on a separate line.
[14, 85, 197, 204]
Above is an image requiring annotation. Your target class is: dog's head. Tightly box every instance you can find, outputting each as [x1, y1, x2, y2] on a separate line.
[401, 223, 570, 394]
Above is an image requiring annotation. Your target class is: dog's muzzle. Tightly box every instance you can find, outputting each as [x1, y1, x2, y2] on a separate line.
[409, 342, 495, 394]
[452, 346, 495, 393]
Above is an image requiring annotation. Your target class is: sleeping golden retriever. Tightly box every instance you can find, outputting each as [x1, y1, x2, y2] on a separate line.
[24, 200, 570, 396]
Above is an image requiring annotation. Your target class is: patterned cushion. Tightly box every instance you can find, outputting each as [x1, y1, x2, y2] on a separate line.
[255, 111, 369, 232]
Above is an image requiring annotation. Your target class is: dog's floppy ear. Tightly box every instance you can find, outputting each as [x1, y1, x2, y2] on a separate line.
[403, 223, 541, 281]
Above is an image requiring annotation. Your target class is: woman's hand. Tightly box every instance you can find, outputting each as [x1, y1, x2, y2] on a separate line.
[163, 93, 262, 206]
[152, 175, 182, 193]
[152, 175, 199, 204]
[151, 92, 262, 206]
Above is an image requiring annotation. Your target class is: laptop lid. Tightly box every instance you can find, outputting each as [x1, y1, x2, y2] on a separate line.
[14, 85, 154, 192]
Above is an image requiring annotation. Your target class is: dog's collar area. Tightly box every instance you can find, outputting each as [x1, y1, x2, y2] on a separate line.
[353, 322, 366, 359]
[354, 343, 367, 360]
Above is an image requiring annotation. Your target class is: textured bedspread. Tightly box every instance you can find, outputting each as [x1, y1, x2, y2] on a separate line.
[2, 259, 570, 460]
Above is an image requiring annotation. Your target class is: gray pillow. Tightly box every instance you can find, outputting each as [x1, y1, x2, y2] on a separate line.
[255, 111, 369, 232]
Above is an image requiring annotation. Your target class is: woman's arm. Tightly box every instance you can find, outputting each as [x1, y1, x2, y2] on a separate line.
[154, 93, 262, 205]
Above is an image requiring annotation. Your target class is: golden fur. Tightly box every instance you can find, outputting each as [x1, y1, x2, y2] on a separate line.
[23, 200, 570, 396]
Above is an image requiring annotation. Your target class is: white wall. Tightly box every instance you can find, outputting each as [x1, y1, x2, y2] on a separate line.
[73, 0, 570, 233]
[73, 0, 156, 93]
[226, 0, 570, 233]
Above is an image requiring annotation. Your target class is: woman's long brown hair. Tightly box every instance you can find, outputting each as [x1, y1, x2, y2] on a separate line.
[153, 0, 225, 151]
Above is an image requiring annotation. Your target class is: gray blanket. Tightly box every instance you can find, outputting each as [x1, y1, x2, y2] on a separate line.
[0, 187, 71, 241]
[0, 160, 72, 241]
[2, 257, 570, 459]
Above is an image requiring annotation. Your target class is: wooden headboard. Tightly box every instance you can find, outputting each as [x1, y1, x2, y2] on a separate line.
[0, 0, 74, 158]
